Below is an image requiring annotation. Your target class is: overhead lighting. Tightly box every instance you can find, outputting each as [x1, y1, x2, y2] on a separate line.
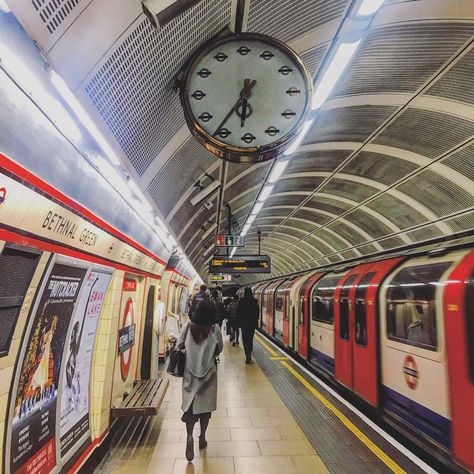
[247, 214, 257, 225]
[268, 159, 289, 183]
[96, 159, 130, 197]
[251, 202, 264, 215]
[229, 247, 236, 258]
[241, 223, 251, 236]
[312, 40, 361, 109]
[357, 0, 384, 16]
[284, 119, 314, 155]
[0, 0, 10, 12]
[258, 184, 274, 202]
[50, 70, 121, 166]
[190, 180, 221, 207]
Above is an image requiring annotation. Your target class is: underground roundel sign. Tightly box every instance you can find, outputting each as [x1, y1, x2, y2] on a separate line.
[119, 298, 135, 381]
[0, 187, 6, 206]
[402, 355, 419, 390]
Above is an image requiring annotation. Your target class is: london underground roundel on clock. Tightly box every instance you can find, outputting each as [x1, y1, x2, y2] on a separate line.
[180, 33, 312, 164]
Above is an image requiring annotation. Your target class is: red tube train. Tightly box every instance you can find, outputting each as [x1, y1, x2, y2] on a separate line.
[247, 244, 474, 472]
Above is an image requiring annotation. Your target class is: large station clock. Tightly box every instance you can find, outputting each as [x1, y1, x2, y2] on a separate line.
[180, 33, 312, 164]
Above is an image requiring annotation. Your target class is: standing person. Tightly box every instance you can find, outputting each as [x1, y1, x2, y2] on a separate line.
[237, 287, 259, 364]
[211, 289, 225, 327]
[177, 298, 223, 462]
[189, 284, 208, 320]
[227, 295, 240, 346]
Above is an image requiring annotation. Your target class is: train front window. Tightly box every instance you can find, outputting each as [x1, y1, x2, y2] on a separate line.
[467, 270, 474, 383]
[354, 272, 376, 346]
[340, 275, 358, 340]
[386, 262, 451, 351]
[312, 275, 341, 324]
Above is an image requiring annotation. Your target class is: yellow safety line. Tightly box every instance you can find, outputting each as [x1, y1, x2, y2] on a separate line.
[256, 336, 406, 474]
[269, 356, 288, 360]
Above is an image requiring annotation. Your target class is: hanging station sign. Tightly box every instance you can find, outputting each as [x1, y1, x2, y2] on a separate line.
[209, 255, 271, 274]
[209, 274, 232, 282]
[214, 235, 245, 247]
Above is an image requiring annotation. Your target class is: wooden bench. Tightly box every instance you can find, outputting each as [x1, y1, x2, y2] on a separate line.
[111, 379, 169, 417]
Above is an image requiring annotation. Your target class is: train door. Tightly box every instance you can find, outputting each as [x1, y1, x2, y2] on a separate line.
[274, 279, 287, 342]
[140, 285, 155, 379]
[380, 252, 466, 450]
[444, 249, 474, 471]
[298, 273, 324, 359]
[334, 267, 365, 389]
[285, 275, 307, 349]
[310, 272, 347, 374]
[353, 258, 403, 406]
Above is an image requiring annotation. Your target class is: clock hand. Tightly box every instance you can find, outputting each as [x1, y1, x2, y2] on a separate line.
[241, 99, 248, 128]
[214, 79, 257, 137]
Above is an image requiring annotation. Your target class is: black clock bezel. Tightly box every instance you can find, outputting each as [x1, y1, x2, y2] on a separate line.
[180, 32, 313, 164]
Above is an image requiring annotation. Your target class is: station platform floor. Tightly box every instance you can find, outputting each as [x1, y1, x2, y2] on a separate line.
[95, 333, 430, 474]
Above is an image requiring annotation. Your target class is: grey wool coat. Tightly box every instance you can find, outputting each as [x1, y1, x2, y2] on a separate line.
[177, 321, 223, 414]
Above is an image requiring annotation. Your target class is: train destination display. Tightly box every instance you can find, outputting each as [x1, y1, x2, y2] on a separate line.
[209, 256, 271, 274]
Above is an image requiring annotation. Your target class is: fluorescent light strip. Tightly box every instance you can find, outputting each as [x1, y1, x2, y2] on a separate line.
[258, 184, 273, 202]
[247, 214, 257, 225]
[252, 201, 265, 215]
[284, 119, 314, 156]
[268, 159, 289, 183]
[50, 71, 121, 166]
[0, 0, 10, 12]
[229, 247, 236, 258]
[312, 40, 361, 110]
[357, 0, 384, 16]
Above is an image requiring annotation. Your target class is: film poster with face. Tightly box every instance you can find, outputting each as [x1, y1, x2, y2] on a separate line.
[10, 264, 86, 474]
[59, 270, 111, 459]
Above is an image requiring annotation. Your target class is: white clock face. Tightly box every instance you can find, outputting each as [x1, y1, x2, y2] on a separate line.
[184, 35, 311, 154]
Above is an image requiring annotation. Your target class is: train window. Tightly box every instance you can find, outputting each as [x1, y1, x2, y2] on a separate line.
[467, 271, 474, 384]
[354, 272, 376, 346]
[0, 246, 41, 356]
[312, 275, 341, 324]
[339, 275, 358, 340]
[386, 262, 451, 351]
[276, 294, 284, 311]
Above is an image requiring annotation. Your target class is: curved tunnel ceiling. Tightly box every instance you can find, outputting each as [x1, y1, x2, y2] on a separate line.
[14, 0, 474, 285]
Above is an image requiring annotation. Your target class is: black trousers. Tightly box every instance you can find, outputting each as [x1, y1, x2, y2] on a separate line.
[241, 327, 255, 359]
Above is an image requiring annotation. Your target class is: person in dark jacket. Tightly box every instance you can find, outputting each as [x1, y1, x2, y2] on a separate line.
[189, 284, 208, 320]
[236, 287, 259, 364]
[211, 289, 225, 327]
[226, 295, 240, 345]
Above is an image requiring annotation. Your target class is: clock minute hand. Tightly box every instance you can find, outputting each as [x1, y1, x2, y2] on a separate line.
[213, 79, 257, 137]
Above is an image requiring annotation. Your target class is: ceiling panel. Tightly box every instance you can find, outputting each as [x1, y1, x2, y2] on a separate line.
[305, 105, 398, 144]
[373, 108, 474, 158]
[333, 23, 474, 97]
[287, 150, 347, 173]
[247, 0, 349, 43]
[84, 0, 231, 176]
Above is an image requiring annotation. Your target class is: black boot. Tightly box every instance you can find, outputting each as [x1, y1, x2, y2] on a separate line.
[186, 435, 194, 461]
[199, 435, 207, 449]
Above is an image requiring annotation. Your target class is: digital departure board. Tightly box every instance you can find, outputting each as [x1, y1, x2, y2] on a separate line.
[209, 255, 271, 274]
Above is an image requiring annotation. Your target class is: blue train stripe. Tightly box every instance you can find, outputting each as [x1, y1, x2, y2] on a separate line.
[309, 347, 334, 374]
[382, 386, 451, 449]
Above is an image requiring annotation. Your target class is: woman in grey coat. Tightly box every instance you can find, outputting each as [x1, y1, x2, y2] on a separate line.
[177, 298, 223, 461]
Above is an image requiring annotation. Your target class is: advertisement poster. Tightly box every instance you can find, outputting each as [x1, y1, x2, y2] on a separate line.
[59, 271, 112, 458]
[10, 264, 86, 474]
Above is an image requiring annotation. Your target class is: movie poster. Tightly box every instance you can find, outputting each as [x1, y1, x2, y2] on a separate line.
[59, 271, 112, 459]
[10, 263, 86, 474]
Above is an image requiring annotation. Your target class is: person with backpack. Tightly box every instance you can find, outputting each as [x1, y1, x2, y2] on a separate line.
[177, 298, 223, 461]
[226, 294, 240, 346]
[211, 289, 225, 327]
[189, 284, 208, 321]
[237, 287, 260, 364]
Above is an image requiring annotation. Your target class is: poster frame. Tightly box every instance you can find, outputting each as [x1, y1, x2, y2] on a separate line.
[4, 254, 90, 474]
[55, 264, 113, 467]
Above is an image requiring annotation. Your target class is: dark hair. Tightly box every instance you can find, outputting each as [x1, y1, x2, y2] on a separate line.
[190, 322, 213, 344]
[233, 294, 239, 301]
[211, 289, 219, 298]
[200, 284, 208, 292]
[244, 287, 253, 298]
